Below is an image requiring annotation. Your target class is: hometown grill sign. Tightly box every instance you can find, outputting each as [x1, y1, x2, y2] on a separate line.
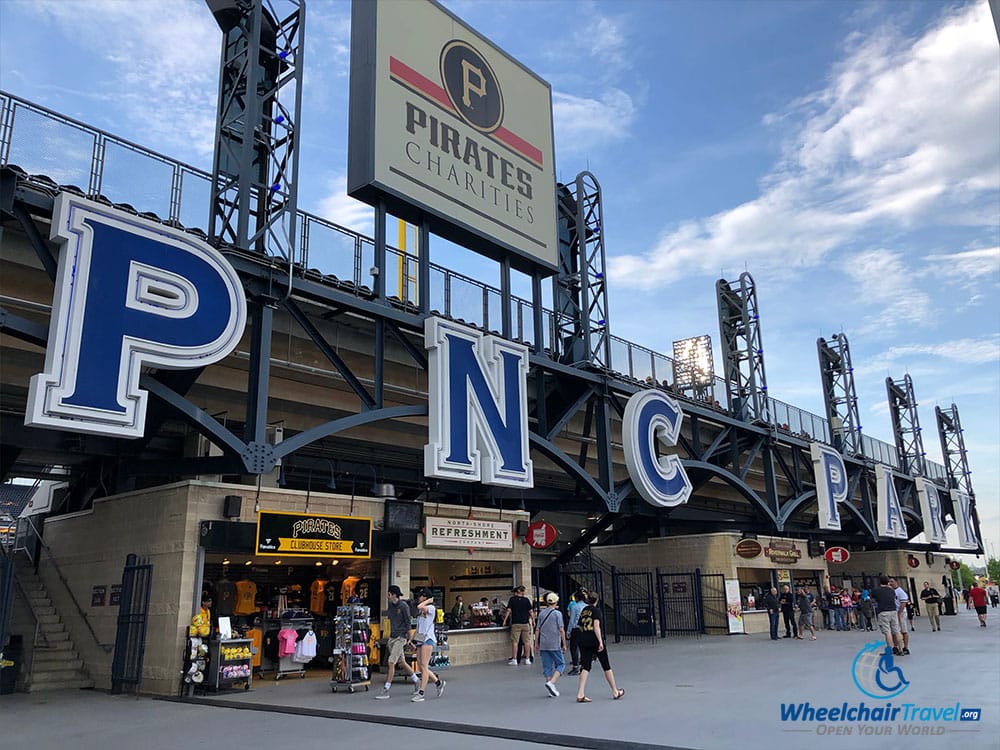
[765, 539, 802, 564]
[255, 510, 372, 559]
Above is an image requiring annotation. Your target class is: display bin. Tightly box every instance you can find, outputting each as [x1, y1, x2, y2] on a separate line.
[331, 604, 371, 693]
[209, 638, 253, 691]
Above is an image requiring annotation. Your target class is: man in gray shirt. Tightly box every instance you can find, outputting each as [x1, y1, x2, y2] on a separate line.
[375, 585, 420, 699]
[534, 592, 567, 697]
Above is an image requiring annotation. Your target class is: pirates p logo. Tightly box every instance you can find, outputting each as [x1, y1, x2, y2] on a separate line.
[440, 40, 503, 133]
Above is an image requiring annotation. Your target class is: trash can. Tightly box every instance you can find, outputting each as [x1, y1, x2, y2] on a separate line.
[942, 595, 956, 616]
[636, 607, 654, 636]
[0, 635, 23, 695]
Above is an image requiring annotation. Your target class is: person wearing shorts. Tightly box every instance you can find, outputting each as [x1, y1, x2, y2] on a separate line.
[968, 584, 988, 627]
[872, 576, 903, 655]
[503, 585, 534, 665]
[374, 585, 420, 699]
[575, 592, 624, 702]
[795, 587, 816, 640]
[889, 578, 911, 654]
[534, 592, 567, 697]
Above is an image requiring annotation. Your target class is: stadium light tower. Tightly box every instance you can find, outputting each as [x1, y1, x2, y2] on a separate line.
[716, 272, 769, 422]
[886, 374, 926, 476]
[206, 0, 304, 260]
[936, 403, 974, 498]
[672, 335, 715, 404]
[817, 333, 863, 455]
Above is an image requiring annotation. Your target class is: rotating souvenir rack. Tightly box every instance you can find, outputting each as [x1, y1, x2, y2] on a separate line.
[330, 604, 371, 693]
[208, 638, 253, 691]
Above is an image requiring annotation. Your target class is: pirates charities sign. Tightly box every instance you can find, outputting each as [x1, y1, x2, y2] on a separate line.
[347, 0, 557, 273]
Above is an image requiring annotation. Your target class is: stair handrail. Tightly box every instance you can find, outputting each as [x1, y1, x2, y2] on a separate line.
[21, 516, 113, 652]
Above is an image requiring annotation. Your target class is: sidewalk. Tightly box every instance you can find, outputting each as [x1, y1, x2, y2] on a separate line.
[2, 607, 997, 750]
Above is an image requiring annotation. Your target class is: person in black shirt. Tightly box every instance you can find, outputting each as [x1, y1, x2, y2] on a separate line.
[502, 586, 535, 665]
[919, 582, 942, 632]
[778, 585, 798, 638]
[762, 587, 781, 640]
[574, 592, 624, 702]
[872, 576, 904, 655]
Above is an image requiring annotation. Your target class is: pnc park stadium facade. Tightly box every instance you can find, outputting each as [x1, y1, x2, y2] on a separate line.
[0, 0, 982, 696]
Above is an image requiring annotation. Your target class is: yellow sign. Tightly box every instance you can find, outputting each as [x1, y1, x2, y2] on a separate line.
[277, 537, 357, 554]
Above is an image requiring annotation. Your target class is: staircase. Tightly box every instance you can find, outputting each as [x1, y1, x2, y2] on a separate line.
[15, 568, 95, 691]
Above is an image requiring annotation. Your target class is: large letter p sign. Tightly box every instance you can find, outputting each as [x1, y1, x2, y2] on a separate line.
[26, 194, 247, 438]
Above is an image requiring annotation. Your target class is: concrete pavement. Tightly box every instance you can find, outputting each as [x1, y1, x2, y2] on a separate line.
[2, 606, 997, 750]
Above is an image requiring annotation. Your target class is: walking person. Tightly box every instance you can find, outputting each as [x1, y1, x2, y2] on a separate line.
[858, 589, 875, 631]
[410, 588, 446, 702]
[779, 585, 798, 638]
[888, 578, 911, 655]
[873, 576, 905, 655]
[535, 592, 567, 697]
[502, 585, 535, 665]
[987, 583, 999, 608]
[575, 591, 624, 703]
[919, 581, 943, 632]
[796, 587, 816, 640]
[566, 588, 588, 674]
[374, 585, 421, 699]
[968, 582, 989, 627]
[763, 587, 781, 640]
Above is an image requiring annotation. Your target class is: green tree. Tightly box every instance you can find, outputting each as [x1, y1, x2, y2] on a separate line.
[987, 557, 1000, 583]
[958, 562, 976, 589]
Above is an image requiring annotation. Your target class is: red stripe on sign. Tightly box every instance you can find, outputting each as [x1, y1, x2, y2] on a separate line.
[388, 56, 543, 168]
[390, 56, 452, 111]
[493, 126, 543, 167]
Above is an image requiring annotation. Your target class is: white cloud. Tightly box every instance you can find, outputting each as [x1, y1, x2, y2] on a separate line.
[860, 335, 1000, 374]
[17, 0, 220, 158]
[312, 172, 373, 236]
[924, 246, 1000, 284]
[841, 249, 933, 335]
[609, 2, 999, 289]
[552, 88, 635, 157]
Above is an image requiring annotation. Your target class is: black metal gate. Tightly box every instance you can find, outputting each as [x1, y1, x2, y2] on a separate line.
[110, 553, 153, 695]
[611, 570, 655, 643]
[700, 573, 728, 633]
[0, 548, 13, 655]
[560, 569, 603, 606]
[656, 570, 701, 635]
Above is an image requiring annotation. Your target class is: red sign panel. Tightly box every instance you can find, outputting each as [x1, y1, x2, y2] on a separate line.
[825, 546, 850, 564]
[525, 521, 557, 549]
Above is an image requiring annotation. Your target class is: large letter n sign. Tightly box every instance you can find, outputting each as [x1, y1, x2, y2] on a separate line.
[26, 194, 247, 438]
[424, 317, 533, 488]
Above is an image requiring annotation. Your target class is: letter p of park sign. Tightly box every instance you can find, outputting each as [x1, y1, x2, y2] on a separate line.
[255, 510, 372, 559]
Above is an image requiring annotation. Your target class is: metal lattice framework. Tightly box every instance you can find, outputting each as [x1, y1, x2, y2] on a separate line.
[817, 333, 863, 456]
[553, 172, 611, 369]
[936, 404, 974, 497]
[716, 272, 769, 422]
[886, 374, 926, 476]
[207, 0, 304, 259]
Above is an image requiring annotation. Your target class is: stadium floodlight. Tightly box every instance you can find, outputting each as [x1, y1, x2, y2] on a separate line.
[672, 335, 716, 404]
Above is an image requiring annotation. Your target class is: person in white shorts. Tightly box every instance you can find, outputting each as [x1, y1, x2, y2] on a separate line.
[872, 576, 903, 655]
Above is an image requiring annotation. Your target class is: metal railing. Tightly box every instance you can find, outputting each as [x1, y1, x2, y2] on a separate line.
[0, 90, 951, 483]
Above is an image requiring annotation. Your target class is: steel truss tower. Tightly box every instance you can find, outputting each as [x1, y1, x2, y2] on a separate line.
[553, 172, 611, 369]
[886, 374, 925, 476]
[716, 272, 769, 421]
[817, 333, 863, 455]
[936, 404, 973, 496]
[207, 0, 304, 259]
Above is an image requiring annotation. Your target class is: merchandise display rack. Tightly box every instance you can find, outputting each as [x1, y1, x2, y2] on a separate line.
[430, 622, 450, 669]
[209, 638, 253, 691]
[330, 604, 371, 693]
[261, 616, 313, 680]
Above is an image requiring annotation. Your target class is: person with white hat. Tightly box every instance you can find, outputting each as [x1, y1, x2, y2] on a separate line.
[534, 591, 567, 697]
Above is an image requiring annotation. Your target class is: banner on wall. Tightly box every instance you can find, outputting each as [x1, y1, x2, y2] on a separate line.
[425, 516, 513, 549]
[725, 579, 745, 634]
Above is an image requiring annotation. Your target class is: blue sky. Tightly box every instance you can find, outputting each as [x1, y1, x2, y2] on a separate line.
[1, 0, 997, 560]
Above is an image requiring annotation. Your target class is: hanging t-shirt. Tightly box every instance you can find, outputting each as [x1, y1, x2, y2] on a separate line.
[216, 579, 237, 617]
[293, 630, 317, 663]
[234, 579, 258, 615]
[340, 576, 361, 602]
[355, 578, 371, 607]
[325, 580, 341, 615]
[310, 580, 327, 614]
[277, 628, 298, 658]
